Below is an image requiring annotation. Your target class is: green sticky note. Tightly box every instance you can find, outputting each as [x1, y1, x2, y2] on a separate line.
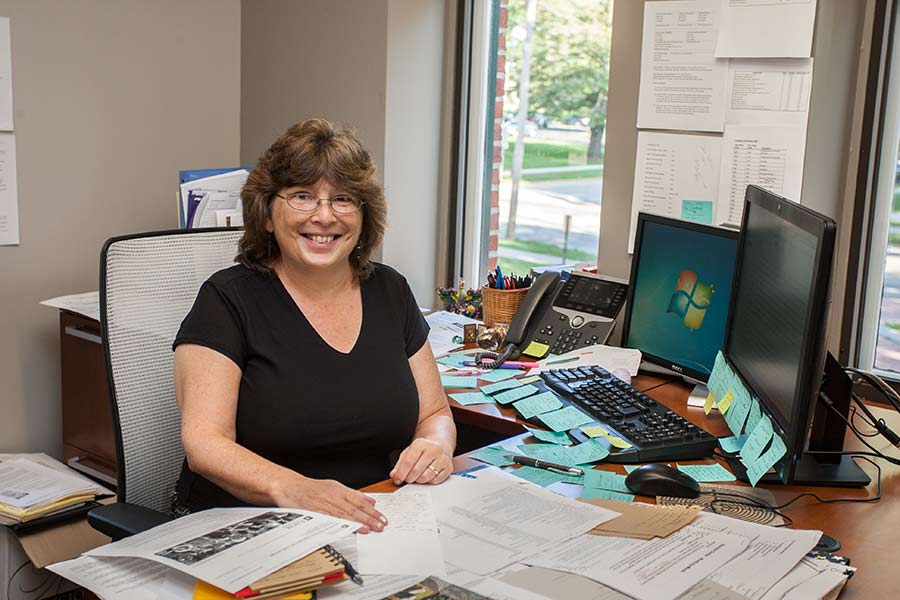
[526, 427, 571, 445]
[513, 391, 563, 419]
[582, 470, 630, 493]
[708, 351, 730, 401]
[580, 488, 635, 502]
[746, 433, 787, 487]
[449, 391, 494, 406]
[725, 385, 752, 436]
[740, 414, 774, 466]
[745, 398, 763, 433]
[494, 384, 540, 405]
[469, 446, 516, 467]
[538, 406, 594, 432]
[676, 463, 736, 483]
[517, 443, 573, 465]
[681, 200, 713, 225]
[481, 378, 527, 395]
[441, 375, 478, 389]
[565, 438, 610, 465]
[478, 369, 520, 383]
[511, 465, 582, 487]
[436, 354, 471, 369]
[718, 435, 748, 454]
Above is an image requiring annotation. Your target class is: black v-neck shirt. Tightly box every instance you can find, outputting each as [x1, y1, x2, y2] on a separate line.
[172, 263, 428, 510]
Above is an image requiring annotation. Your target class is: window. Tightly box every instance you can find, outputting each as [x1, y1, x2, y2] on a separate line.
[461, 0, 613, 288]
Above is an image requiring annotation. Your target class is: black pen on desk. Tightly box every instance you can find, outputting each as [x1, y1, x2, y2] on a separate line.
[505, 455, 584, 476]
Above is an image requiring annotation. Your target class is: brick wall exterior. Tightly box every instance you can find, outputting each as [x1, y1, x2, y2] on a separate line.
[487, 1, 508, 273]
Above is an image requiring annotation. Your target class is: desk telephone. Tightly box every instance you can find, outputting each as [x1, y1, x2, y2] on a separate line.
[478, 270, 629, 366]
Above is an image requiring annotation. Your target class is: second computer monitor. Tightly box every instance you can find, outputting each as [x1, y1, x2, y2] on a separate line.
[622, 213, 739, 382]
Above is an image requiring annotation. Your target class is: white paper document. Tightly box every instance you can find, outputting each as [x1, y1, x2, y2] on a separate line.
[716, 0, 817, 59]
[428, 467, 620, 576]
[524, 513, 750, 600]
[690, 512, 822, 599]
[758, 556, 854, 600]
[629, 131, 722, 252]
[0, 132, 18, 245]
[637, 0, 727, 132]
[0, 18, 13, 131]
[726, 59, 813, 126]
[40, 291, 101, 322]
[716, 124, 806, 227]
[357, 490, 445, 576]
[539, 345, 642, 376]
[48, 555, 169, 600]
[498, 565, 632, 600]
[87, 507, 356, 594]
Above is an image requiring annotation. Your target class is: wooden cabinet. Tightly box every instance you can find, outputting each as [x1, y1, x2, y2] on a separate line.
[59, 311, 117, 486]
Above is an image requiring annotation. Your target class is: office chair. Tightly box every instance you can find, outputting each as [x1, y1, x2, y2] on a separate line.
[87, 228, 243, 540]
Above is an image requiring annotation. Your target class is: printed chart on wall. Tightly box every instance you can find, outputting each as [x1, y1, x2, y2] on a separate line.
[628, 132, 722, 253]
[0, 17, 16, 246]
[630, 0, 816, 252]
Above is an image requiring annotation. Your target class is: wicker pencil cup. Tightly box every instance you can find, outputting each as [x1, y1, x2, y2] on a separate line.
[481, 286, 529, 328]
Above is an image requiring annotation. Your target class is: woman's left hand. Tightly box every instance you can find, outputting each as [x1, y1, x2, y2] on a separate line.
[390, 438, 453, 485]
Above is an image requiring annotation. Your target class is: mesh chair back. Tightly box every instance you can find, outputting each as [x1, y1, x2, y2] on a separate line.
[101, 228, 242, 512]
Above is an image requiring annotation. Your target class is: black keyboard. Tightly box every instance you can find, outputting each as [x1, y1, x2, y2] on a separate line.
[537, 366, 717, 462]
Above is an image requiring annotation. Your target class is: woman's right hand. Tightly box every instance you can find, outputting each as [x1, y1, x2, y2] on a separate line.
[272, 476, 387, 534]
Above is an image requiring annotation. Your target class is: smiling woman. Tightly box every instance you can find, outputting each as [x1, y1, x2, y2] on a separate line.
[171, 118, 456, 531]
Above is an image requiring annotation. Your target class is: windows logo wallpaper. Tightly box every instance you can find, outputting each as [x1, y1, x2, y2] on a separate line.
[628, 221, 736, 377]
[667, 270, 715, 331]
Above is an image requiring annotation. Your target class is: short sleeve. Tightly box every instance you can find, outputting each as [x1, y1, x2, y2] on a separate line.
[173, 280, 247, 368]
[399, 277, 430, 358]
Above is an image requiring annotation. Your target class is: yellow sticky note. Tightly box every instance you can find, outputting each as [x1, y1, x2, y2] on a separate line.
[718, 389, 735, 415]
[519, 375, 541, 384]
[581, 425, 609, 438]
[522, 341, 550, 358]
[704, 391, 716, 415]
[606, 436, 633, 449]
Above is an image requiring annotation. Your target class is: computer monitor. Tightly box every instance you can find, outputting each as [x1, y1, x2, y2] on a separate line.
[723, 185, 868, 486]
[622, 213, 739, 383]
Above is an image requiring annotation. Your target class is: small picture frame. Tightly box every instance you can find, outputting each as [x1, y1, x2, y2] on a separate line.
[463, 323, 479, 344]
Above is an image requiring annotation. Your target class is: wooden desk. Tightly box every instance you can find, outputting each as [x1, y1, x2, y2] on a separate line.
[370, 376, 900, 599]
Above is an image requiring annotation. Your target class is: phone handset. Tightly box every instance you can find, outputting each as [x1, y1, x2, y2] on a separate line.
[474, 271, 560, 368]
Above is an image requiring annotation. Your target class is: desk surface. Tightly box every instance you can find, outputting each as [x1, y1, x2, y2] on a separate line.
[367, 375, 900, 599]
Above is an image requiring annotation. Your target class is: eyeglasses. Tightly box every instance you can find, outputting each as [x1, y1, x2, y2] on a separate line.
[276, 191, 365, 214]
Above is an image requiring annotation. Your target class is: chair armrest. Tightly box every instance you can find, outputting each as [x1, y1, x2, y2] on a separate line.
[88, 502, 175, 540]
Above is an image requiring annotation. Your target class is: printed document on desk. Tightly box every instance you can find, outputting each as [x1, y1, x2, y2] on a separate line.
[86, 507, 356, 594]
[40, 291, 101, 322]
[425, 311, 481, 358]
[538, 345, 642, 376]
[48, 555, 169, 600]
[637, 0, 727, 133]
[523, 511, 750, 600]
[427, 466, 620, 576]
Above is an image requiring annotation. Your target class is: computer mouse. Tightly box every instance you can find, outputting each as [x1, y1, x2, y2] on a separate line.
[625, 463, 701, 499]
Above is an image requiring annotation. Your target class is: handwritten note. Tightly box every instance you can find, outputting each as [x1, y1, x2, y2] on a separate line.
[440, 375, 478, 389]
[526, 427, 571, 445]
[448, 392, 493, 406]
[718, 435, 748, 454]
[740, 414, 774, 466]
[469, 446, 516, 467]
[511, 465, 582, 487]
[581, 488, 635, 502]
[717, 389, 735, 414]
[494, 384, 540, 405]
[481, 378, 527, 395]
[676, 463, 735, 482]
[538, 406, 594, 432]
[565, 439, 611, 465]
[583, 470, 631, 493]
[746, 432, 787, 487]
[513, 391, 563, 419]
[478, 369, 520, 383]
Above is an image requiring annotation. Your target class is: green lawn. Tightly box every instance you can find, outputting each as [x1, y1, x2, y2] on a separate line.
[503, 139, 600, 170]
[894, 184, 900, 213]
[502, 167, 603, 183]
[499, 238, 595, 262]
[496, 238, 597, 277]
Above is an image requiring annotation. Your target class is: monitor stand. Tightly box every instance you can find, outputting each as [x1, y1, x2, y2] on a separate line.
[686, 383, 709, 408]
[726, 454, 870, 487]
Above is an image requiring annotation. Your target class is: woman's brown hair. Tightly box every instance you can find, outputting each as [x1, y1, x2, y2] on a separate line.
[237, 118, 386, 278]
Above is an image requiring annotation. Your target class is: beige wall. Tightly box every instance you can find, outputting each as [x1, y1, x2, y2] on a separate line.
[0, 0, 241, 454]
[598, 0, 869, 350]
[239, 0, 389, 175]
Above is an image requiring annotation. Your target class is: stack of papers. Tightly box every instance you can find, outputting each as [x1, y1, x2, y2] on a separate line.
[0, 458, 110, 523]
[424, 311, 481, 359]
[49, 508, 358, 599]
